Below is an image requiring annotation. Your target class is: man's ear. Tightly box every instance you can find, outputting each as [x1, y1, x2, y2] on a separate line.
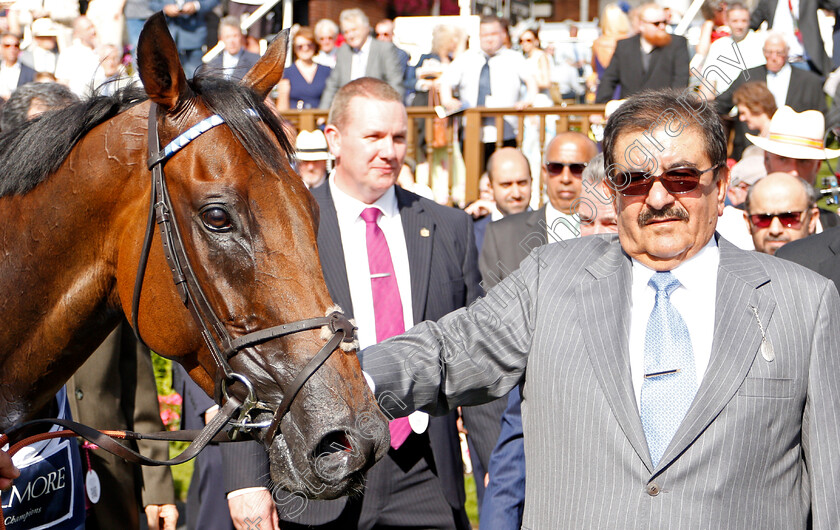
[324, 124, 341, 159]
[715, 164, 730, 216]
[808, 206, 820, 234]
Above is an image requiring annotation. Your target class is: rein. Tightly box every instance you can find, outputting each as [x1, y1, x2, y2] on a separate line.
[1, 103, 357, 495]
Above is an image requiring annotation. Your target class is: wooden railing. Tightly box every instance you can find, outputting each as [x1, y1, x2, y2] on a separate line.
[282, 104, 606, 205]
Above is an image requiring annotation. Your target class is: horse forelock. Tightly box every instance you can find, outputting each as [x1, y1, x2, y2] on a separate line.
[190, 73, 296, 178]
[0, 75, 296, 198]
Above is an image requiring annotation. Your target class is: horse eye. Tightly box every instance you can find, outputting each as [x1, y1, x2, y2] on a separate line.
[200, 206, 232, 232]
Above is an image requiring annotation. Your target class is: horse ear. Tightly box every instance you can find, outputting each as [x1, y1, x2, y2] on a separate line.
[137, 12, 193, 111]
[241, 29, 289, 99]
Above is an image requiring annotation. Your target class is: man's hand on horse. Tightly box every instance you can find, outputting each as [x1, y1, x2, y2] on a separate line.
[0, 449, 20, 490]
[228, 489, 280, 530]
[145, 503, 179, 530]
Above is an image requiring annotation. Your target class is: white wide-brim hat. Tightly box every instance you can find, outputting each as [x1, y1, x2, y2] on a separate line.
[296, 129, 331, 161]
[746, 106, 840, 160]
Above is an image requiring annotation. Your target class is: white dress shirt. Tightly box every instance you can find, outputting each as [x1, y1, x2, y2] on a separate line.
[628, 237, 719, 410]
[0, 61, 21, 99]
[349, 37, 372, 82]
[545, 200, 580, 241]
[329, 175, 414, 349]
[765, 63, 792, 109]
[441, 47, 532, 143]
[221, 50, 243, 79]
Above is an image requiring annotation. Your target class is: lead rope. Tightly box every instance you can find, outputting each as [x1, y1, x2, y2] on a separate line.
[0, 396, 242, 529]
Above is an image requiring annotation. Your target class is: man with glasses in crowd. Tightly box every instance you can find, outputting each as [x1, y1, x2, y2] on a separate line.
[313, 18, 339, 68]
[0, 32, 34, 100]
[358, 88, 840, 528]
[716, 34, 827, 119]
[744, 171, 819, 255]
[746, 106, 840, 228]
[596, 3, 689, 102]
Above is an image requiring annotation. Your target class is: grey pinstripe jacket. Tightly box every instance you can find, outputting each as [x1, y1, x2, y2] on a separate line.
[360, 234, 840, 529]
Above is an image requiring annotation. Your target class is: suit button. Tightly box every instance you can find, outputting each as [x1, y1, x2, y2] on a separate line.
[75, 389, 84, 400]
[647, 482, 660, 496]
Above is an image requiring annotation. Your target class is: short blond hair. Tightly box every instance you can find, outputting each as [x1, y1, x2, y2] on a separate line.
[328, 78, 402, 130]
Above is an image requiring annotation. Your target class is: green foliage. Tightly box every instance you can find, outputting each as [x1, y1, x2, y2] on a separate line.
[170, 441, 193, 502]
[464, 472, 478, 528]
[151, 353, 191, 500]
[151, 352, 173, 395]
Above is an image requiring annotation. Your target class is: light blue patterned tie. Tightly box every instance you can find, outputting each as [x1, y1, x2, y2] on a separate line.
[640, 271, 697, 468]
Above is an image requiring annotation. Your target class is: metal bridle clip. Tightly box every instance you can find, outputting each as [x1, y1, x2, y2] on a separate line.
[223, 372, 260, 439]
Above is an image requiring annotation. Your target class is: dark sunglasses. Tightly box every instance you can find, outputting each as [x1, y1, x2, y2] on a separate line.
[748, 211, 806, 229]
[294, 42, 315, 50]
[545, 161, 588, 177]
[611, 165, 721, 196]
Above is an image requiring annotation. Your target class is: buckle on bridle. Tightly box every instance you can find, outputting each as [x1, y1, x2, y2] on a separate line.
[223, 372, 272, 438]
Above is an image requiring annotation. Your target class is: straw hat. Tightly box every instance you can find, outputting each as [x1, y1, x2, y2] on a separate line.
[746, 106, 840, 160]
[295, 130, 331, 161]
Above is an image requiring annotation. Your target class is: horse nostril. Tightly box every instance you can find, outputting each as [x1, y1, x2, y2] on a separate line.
[312, 430, 353, 458]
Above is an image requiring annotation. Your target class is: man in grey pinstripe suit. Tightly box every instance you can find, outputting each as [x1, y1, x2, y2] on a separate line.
[359, 89, 840, 528]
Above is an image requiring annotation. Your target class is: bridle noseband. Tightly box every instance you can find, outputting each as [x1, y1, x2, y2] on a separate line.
[131, 102, 355, 441]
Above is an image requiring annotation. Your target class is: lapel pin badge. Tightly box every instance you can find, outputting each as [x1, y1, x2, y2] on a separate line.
[420, 227, 430, 237]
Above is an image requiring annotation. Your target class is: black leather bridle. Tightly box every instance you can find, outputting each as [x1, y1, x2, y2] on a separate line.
[131, 102, 356, 441]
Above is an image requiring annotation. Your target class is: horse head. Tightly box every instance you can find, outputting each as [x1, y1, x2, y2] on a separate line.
[125, 13, 390, 499]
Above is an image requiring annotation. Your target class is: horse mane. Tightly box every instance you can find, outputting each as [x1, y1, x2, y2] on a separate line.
[0, 74, 294, 197]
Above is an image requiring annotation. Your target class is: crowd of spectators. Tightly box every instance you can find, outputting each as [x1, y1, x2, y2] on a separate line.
[4, 1, 840, 529]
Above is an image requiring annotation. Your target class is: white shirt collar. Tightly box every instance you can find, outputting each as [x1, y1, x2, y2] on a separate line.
[328, 171, 399, 225]
[630, 235, 720, 289]
[352, 36, 371, 55]
[767, 62, 791, 78]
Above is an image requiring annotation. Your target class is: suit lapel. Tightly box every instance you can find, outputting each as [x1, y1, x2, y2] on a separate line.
[578, 239, 653, 470]
[396, 187, 435, 324]
[528, 206, 547, 242]
[656, 238, 775, 472]
[312, 184, 354, 317]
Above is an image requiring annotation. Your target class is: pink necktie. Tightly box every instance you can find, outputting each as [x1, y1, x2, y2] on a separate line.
[360, 207, 412, 449]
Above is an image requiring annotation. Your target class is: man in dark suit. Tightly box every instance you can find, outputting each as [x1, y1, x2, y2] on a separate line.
[479, 132, 598, 286]
[468, 147, 533, 253]
[0, 32, 35, 100]
[750, 0, 836, 75]
[150, 0, 220, 77]
[595, 3, 689, 102]
[776, 226, 840, 293]
[224, 77, 480, 530]
[318, 9, 404, 108]
[199, 16, 259, 80]
[716, 33, 827, 117]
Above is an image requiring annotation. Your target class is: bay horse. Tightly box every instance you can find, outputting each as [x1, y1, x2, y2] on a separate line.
[0, 13, 388, 499]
